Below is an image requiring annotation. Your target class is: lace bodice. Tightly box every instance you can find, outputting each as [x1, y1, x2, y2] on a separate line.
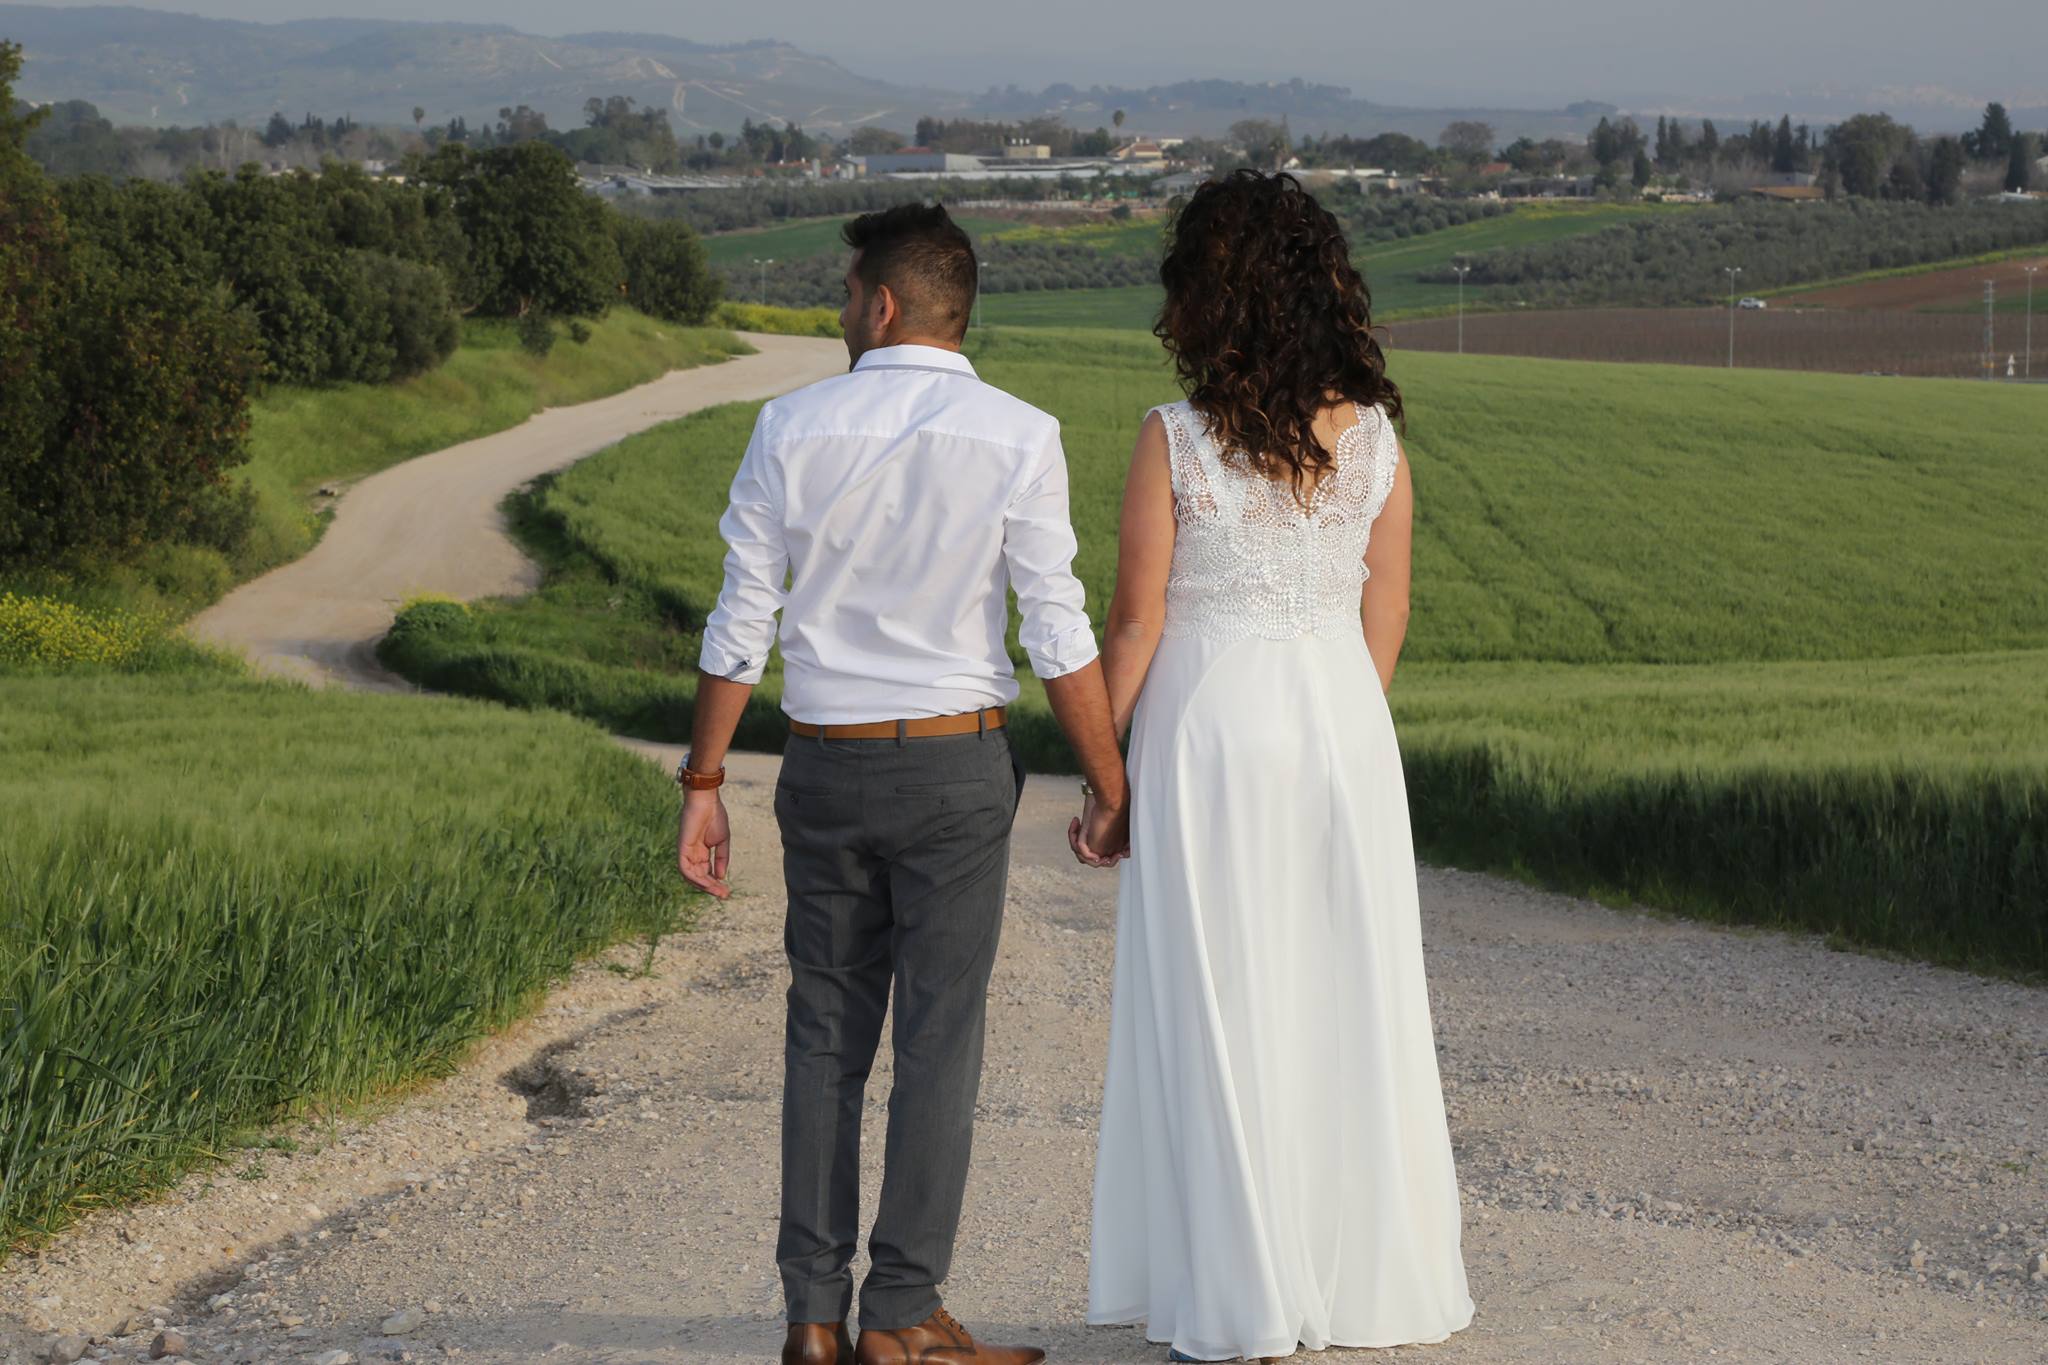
[1155, 398, 1400, 644]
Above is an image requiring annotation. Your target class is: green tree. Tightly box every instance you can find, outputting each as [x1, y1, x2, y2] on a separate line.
[1440, 120, 1495, 164]
[849, 127, 905, 156]
[1113, 108, 1126, 135]
[1927, 137, 1967, 205]
[2010, 133, 2039, 192]
[263, 111, 294, 148]
[413, 141, 621, 320]
[495, 105, 550, 143]
[1825, 114, 1917, 199]
[0, 42, 261, 567]
[1073, 127, 1113, 157]
[1966, 102, 2014, 160]
[1772, 116, 1797, 174]
[0, 42, 63, 554]
[22, 101, 127, 178]
[27, 261, 261, 561]
[1229, 119, 1289, 170]
[1632, 147, 1653, 189]
[1501, 136, 1544, 172]
[1591, 116, 1619, 166]
[1887, 154, 1924, 202]
[610, 214, 719, 323]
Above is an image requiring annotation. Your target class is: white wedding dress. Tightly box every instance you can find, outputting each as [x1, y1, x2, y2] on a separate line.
[1087, 399, 1474, 1360]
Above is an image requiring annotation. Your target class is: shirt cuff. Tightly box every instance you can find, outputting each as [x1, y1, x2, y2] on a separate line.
[1025, 624, 1100, 681]
[698, 636, 769, 686]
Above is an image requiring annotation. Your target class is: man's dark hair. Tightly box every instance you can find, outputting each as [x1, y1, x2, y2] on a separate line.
[841, 203, 978, 340]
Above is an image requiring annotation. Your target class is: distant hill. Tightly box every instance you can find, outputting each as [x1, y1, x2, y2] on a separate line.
[0, 5, 944, 132]
[0, 4, 1612, 140]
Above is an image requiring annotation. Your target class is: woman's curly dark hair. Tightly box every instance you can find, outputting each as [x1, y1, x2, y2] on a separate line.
[1155, 170, 1401, 495]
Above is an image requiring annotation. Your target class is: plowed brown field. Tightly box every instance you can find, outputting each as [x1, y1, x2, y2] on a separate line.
[1798, 254, 2048, 311]
[1387, 306, 2012, 377]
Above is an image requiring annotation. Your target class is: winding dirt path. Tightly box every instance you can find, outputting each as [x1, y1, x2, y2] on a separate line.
[6, 339, 2045, 1363]
[185, 333, 847, 689]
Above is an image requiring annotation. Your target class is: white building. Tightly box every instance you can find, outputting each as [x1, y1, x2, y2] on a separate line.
[861, 149, 985, 174]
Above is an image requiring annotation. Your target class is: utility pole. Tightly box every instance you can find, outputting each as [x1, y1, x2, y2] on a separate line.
[1983, 280, 1997, 381]
[752, 257, 774, 306]
[1724, 266, 1743, 368]
[2024, 265, 2040, 380]
[1451, 261, 1473, 355]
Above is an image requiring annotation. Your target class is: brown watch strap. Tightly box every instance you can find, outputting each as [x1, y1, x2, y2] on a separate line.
[678, 761, 725, 791]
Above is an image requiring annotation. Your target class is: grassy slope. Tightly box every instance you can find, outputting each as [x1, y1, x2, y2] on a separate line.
[378, 329, 2048, 971]
[1357, 202, 1686, 316]
[0, 670, 689, 1250]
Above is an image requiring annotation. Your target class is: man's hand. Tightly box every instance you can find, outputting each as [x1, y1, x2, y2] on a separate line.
[1068, 791, 1130, 868]
[677, 789, 733, 898]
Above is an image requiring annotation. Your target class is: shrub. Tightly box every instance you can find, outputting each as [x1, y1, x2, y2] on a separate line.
[412, 141, 624, 322]
[611, 214, 721, 324]
[0, 592, 165, 667]
[517, 311, 557, 357]
[711, 301, 841, 337]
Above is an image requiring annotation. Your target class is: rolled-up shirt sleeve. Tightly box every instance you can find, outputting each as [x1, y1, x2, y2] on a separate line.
[697, 405, 786, 685]
[1004, 423, 1100, 680]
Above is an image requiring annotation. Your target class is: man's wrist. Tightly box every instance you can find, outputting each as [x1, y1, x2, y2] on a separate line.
[677, 752, 727, 791]
[1081, 774, 1128, 810]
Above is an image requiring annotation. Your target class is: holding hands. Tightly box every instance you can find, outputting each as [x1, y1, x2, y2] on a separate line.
[1069, 781, 1131, 868]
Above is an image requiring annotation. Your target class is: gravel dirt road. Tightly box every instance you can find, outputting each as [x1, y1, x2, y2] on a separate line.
[184, 334, 848, 689]
[8, 343, 2045, 1364]
[8, 754, 2044, 1364]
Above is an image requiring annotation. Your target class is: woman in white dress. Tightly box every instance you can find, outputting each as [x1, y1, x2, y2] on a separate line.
[1078, 171, 1475, 1360]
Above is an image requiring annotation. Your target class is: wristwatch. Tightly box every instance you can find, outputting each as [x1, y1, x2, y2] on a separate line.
[676, 753, 725, 792]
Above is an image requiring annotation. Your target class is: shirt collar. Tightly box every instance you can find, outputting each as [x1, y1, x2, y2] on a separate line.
[852, 344, 978, 378]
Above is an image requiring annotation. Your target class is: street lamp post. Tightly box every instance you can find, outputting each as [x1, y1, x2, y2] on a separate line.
[1451, 261, 1473, 355]
[2024, 265, 2040, 381]
[1724, 266, 1743, 369]
[1983, 281, 1997, 381]
[751, 257, 775, 306]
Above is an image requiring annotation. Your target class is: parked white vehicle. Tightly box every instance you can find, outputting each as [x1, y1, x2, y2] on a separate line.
[1739, 296, 1768, 310]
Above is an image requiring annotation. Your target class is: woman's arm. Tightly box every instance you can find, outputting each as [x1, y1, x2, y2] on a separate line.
[1361, 437, 1413, 694]
[1102, 412, 1177, 740]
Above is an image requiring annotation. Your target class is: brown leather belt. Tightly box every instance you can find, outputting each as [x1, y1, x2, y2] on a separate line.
[788, 707, 1007, 741]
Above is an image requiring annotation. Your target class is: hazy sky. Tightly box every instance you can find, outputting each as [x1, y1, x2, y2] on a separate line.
[47, 1, 2048, 108]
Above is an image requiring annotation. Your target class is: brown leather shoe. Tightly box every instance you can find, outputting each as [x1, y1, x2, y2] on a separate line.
[783, 1321, 855, 1364]
[854, 1307, 1044, 1363]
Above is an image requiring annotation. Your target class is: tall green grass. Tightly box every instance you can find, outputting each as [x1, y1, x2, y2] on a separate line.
[377, 330, 2048, 973]
[0, 673, 689, 1250]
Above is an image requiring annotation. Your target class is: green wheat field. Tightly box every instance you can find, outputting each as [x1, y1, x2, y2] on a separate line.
[381, 328, 2048, 979]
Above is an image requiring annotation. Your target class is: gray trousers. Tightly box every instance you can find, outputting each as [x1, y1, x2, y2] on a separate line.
[773, 726, 1026, 1330]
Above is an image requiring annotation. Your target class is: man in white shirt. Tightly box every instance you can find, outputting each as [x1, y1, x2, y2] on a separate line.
[677, 204, 1128, 1365]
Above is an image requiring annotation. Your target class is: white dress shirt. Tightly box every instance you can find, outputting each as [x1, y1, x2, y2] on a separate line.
[698, 343, 1099, 725]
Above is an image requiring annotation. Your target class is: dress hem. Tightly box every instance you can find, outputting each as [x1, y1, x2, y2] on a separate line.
[1085, 1298, 1477, 1358]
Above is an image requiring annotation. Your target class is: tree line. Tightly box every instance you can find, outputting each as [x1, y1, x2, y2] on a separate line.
[1236, 102, 2043, 203]
[620, 174, 1131, 237]
[0, 44, 719, 571]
